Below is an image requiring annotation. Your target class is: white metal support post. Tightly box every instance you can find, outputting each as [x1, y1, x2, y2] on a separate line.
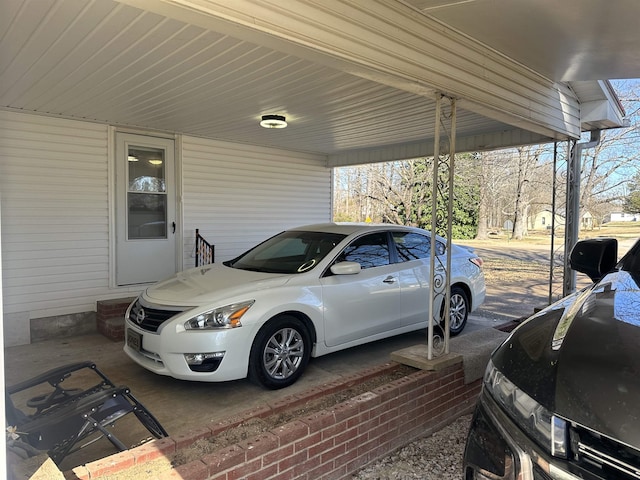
[427, 97, 440, 360]
[427, 95, 457, 359]
[563, 131, 600, 296]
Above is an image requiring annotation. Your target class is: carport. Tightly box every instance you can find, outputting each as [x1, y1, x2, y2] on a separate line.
[1, 0, 637, 478]
[0, 0, 632, 344]
[0, 0, 633, 378]
[0, 0, 639, 344]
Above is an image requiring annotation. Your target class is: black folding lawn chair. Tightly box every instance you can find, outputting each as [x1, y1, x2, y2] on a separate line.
[6, 361, 168, 466]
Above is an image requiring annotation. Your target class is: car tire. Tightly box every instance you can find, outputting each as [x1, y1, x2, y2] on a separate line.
[249, 315, 311, 389]
[447, 286, 469, 336]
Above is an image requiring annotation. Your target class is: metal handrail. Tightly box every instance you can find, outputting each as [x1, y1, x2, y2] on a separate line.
[195, 229, 215, 266]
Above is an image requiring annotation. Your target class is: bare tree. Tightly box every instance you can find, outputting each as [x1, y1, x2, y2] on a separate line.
[475, 149, 519, 233]
[372, 159, 432, 226]
[333, 79, 640, 238]
[474, 153, 489, 239]
[579, 82, 640, 225]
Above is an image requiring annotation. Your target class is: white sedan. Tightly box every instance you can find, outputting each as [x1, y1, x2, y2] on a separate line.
[124, 223, 485, 389]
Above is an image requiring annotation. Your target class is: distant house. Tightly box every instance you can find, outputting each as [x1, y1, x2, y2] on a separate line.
[604, 212, 638, 223]
[581, 211, 594, 230]
[529, 210, 565, 230]
[529, 210, 594, 230]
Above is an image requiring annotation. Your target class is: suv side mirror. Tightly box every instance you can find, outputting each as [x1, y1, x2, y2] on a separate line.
[569, 238, 618, 282]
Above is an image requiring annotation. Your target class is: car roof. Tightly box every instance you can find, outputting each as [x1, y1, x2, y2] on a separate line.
[287, 222, 422, 236]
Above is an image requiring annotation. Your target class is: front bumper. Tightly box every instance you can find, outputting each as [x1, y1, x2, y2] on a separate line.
[464, 390, 586, 480]
[123, 318, 251, 382]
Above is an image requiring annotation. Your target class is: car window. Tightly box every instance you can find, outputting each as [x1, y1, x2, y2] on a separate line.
[253, 237, 308, 260]
[338, 232, 390, 269]
[228, 231, 346, 274]
[392, 231, 445, 262]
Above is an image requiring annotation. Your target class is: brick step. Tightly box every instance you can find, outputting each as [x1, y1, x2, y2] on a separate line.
[97, 297, 135, 342]
[98, 316, 126, 342]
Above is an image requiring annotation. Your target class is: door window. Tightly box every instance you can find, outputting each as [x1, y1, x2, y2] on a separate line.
[339, 233, 390, 268]
[392, 231, 445, 262]
[127, 146, 167, 239]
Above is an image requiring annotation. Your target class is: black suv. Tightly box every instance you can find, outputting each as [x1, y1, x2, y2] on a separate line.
[463, 237, 640, 480]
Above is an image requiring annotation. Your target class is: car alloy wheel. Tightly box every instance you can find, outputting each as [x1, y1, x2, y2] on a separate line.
[448, 286, 469, 336]
[250, 315, 311, 389]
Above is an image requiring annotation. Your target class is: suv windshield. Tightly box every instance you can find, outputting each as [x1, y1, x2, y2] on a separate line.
[226, 231, 346, 274]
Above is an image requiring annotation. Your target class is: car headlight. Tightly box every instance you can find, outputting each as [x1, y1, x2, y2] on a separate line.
[484, 359, 568, 458]
[184, 301, 254, 330]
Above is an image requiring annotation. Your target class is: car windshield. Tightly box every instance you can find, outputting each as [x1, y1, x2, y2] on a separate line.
[226, 231, 346, 274]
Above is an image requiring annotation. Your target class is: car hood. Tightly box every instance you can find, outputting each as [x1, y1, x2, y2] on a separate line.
[492, 269, 640, 449]
[143, 263, 291, 305]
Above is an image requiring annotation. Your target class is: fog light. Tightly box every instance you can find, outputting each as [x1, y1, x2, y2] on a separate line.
[184, 352, 225, 365]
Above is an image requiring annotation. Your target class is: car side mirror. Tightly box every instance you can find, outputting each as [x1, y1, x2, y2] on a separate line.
[569, 238, 618, 282]
[330, 261, 361, 275]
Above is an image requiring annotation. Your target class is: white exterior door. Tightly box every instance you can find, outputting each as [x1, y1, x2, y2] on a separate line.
[115, 133, 177, 286]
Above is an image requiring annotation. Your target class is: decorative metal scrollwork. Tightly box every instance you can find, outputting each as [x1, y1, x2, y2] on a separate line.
[426, 95, 457, 360]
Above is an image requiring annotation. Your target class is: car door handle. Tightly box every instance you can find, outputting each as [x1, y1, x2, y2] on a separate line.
[383, 276, 396, 284]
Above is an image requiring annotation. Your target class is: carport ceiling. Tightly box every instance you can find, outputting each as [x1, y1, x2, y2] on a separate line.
[0, 0, 634, 165]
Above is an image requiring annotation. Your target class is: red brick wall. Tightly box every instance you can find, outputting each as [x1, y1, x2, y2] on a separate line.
[68, 361, 481, 480]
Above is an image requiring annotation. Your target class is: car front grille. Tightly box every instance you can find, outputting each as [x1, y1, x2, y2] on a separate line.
[571, 423, 640, 479]
[128, 299, 188, 332]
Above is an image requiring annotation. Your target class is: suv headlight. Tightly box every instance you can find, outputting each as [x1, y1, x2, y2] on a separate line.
[184, 301, 254, 330]
[484, 359, 568, 458]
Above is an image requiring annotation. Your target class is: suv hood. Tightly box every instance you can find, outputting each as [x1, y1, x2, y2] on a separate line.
[143, 263, 290, 305]
[492, 269, 640, 449]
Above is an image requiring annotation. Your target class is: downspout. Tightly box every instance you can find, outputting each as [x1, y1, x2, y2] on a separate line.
[563, 130, 601, 296]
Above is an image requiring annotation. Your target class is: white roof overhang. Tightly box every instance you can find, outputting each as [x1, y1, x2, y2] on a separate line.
[0, 0, 632, 166]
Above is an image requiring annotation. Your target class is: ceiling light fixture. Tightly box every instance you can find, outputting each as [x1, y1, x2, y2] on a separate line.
[127, 155, 139, 162]
[148, 159, 163, 165]
[260, 114, 287, 129]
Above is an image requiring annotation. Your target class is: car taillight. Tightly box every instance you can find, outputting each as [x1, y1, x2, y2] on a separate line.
[470, 257, 483, 268]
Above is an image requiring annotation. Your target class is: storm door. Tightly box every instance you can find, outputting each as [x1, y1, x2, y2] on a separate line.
[115, 133, 177, 286]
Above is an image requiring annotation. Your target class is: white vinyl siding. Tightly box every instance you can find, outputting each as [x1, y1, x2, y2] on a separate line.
[182, 136, 331, 265]
[1, 112, 333, 345]
[0, 111, 109, 320]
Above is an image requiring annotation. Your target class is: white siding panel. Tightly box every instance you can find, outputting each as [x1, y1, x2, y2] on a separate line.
[0, 112, 333, 336]
[0, 111, 110, 319]
[182, 136, 331, 265]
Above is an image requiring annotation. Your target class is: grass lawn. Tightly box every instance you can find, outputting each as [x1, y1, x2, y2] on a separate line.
[462, 221, 640, 245]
